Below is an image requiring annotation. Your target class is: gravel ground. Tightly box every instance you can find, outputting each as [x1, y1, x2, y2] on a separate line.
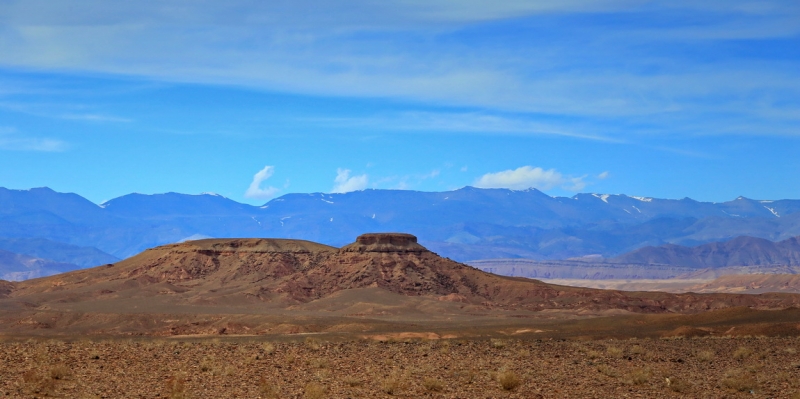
[1, 336, 799, 398]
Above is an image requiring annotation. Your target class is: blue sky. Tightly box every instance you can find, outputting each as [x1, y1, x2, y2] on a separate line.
[1, 1, 798, 204]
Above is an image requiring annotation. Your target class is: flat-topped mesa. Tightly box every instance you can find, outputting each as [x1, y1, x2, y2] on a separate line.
[150, 238, 336, 254]
[340, 233, 428, 253]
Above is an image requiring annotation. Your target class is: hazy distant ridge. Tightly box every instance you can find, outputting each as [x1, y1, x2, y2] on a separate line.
[610, 235, 800, 268]
[2, 186, 800, 267]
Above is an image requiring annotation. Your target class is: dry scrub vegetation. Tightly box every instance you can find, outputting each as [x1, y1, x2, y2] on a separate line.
[0, 336, 799, 397]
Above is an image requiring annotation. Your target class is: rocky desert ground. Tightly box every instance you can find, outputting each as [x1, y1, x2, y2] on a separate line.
[2, 335, 800, 398]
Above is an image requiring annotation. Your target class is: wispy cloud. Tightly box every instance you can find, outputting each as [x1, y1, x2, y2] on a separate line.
[309, 112, 624, 142]
[331, 168, 368, 193]
[474, 166, 588, 191]
[0, 101, 132, 123]
[244, 165, 281, 200]
[60, 113, 132, 123]
[0, 0, 797, 140]
[0, 126, 67, 152]
[0, 136, 67, 152]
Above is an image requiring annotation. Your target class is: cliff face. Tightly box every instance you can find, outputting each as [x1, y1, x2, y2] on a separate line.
[340, 233, 426, 253]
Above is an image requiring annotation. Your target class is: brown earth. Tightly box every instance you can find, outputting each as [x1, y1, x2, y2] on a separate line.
[1, 234, 800, 338]
[2, 335, 800, 398]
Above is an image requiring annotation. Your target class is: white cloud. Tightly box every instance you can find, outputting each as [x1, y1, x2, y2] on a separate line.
[332, 168, 368, 193]
[244, 165, 280, 200]
[598, 171, 610, 179]
[564, 176, 588, 191]
[0, 127, 67, 151]
[474, 166, 586, 191]
[423, 169, 440, 179]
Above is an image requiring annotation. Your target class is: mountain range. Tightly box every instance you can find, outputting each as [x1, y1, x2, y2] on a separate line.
[2, 186, 800, 279]
[470, 234, 800, 281]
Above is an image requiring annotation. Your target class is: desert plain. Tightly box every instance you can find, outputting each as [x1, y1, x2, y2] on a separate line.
[2, 234, 800, 398]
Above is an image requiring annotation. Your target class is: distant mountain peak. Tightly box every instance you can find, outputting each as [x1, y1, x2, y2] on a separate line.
[591, 193, 611, 203]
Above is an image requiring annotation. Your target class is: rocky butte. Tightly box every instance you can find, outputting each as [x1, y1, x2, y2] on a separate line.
[1, 233, 800, 337]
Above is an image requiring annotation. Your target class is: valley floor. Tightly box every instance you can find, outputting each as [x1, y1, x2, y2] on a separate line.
[1, 335, 799, 398]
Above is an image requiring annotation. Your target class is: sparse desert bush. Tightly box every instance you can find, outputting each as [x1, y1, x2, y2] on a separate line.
[315, 369, 331, 379]
[629, 345, 645, 355]
[497, 369, 521, 390]
[490, 338, 507, 349]
[22, 369, 56, 395]
[733, 346, 753, 360]
[666, 377, 691, 393]
[342, 376, 362, 387]
[304, 382, 325, 399]
[422, 377, 444, 392]
[785, 347, 797, 354]
[305, 337, 322, 351]
[49, 364, 71, 380]
[381, 374, 403, 395]
[259, 378, 280, 399]
[586, 350, 602, 359]
[745, 363, 763, 373]
[221, 365, 236, 377]
[624, 368, 650, 385]
[721, 368, 758, 392]
[606, 346, 623, 358]
[199, 358, 213, 372]
[308, 357, 331, 369]
[596, 364, 620, 378]
[696, 350, 715, 362]
[165, 374, 188, 399]
[262, 342, 276, 354]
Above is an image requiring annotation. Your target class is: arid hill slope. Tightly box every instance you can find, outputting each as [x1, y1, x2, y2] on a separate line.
[2, 233, 800, 336]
